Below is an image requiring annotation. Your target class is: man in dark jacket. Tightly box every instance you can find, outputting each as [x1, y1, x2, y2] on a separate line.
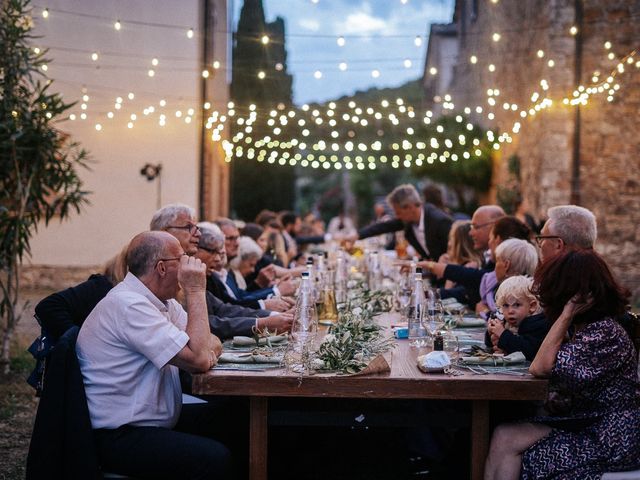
[357, 184, 453, 261]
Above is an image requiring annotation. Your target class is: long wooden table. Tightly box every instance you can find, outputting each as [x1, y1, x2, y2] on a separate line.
[192, 324, 548, 480]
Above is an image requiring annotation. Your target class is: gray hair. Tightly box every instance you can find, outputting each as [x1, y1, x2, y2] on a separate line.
[214, 217, 237, 231]
[126, 232, 166, 277]
[198, 222, 225, 250]
[546, 205, 597, 248]
[150, 203, 195, 231]
[229, 236, 262, 269]
[496, 238, 538, 277]
[386, 184, 422, 208]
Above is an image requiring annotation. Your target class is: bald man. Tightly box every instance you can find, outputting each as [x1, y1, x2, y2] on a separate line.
[77, 231, 231, 479]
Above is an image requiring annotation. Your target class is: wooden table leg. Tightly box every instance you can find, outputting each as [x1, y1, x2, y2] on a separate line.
[250, 397, 268, 480]
[471, 400, 490, 480]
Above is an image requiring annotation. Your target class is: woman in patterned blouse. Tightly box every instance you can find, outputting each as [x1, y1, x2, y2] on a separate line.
[484, 249, 640, 480]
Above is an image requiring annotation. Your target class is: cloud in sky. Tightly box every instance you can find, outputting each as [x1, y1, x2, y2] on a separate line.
[234, 0, 455, 104]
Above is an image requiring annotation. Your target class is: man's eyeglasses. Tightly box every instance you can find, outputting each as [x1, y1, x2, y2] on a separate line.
[470, 220, 496, 230]
[166, 223, 200, 235]
[156, 254, 186, 266]
[225, 235, 239, 242]
[199, 246, 224, 256]
[534, 235, 562, 247]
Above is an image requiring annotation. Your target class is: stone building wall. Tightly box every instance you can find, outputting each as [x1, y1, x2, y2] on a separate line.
[443, 0, 640, 301]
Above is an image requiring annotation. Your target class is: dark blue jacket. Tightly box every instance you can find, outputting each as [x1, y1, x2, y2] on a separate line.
[484, 312, 549, 361]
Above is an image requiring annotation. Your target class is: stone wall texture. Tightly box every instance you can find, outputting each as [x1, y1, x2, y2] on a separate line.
[446, 0, 640, 302]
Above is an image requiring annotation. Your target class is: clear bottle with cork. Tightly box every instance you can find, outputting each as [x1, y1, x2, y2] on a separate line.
[408, 267, 427, 344]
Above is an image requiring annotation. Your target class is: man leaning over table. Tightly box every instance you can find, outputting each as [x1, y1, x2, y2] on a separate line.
[77, 231, 231, 479]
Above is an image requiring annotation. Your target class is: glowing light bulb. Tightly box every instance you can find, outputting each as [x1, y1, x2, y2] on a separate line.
[547, 59, 555, 67]
[202, 69, 210, 78]
[187, 28, 194, 39]
[488, 64, 496, 72]
[371, 69, 380, 78]
[152, 58, 159, 66]
[314, 70, 322, 79]
[492, 33, 501, 42]
[91, 52, 98, 61]
[569, 26, 578, 35]
[337, 36, 345, 47]
[470, 55, 478, 64]
[148, 69, 155, 77]
[127, 92, 134, 100]
[404, 59, 412, 68]
[42, 8, 49, 18]
[257, 71, 265, 79]
[160, 99, 167, 107]
[114, 20, 121, 30]
[429, 67, 437, 75]
[212, 60, 220, 69]
[414, 35, 422, 47]
[82, 94, 89, 102]
[537, 50, 544, 58]
[604, 41, 612, 49]
[339, 62, 347, 71]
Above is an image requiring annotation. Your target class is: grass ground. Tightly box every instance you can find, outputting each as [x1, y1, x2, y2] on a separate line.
[0, 291, 47, 480]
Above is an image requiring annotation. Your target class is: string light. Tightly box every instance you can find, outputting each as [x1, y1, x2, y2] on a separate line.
[371, 69, 380, 78]
[151, 58, 159, 66]
[337, 36, 345, 47]
[569, 26, 578, 35]
[470, 55, 478, 64]
[492, 33, 501, 42]
[261, 35, 269, 45]
[339, 62, 347, 71]
[114, 20, 121, 31]
[91, 52, 98, 61]
[414, 36, 422, 47]
[314, 70, 322, 79]
[42, 8, 49, 18]
[147, 69, 155, 77]
[187, 28, 194, 39]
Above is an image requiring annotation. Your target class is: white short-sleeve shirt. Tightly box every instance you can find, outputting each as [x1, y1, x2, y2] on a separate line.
[76, 272, 189, 429]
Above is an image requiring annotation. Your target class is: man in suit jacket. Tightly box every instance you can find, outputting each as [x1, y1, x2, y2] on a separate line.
[357, 184, 453, 261]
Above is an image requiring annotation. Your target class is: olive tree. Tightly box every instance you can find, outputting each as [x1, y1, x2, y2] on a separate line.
[0, 0, 90, 373]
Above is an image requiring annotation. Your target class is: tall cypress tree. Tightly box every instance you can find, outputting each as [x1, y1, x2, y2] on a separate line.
[230, 0, 294, 220]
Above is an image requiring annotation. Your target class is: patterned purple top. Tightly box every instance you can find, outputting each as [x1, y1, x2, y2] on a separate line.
[521, 317, 640, 480]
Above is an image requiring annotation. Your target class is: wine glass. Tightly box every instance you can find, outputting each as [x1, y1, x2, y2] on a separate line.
[422, 299, 445, 347]
[394, 273, 412, 322]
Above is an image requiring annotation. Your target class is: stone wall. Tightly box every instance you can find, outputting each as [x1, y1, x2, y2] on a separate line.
[20, 265, 101, 292]
[443, 0, 640, 301]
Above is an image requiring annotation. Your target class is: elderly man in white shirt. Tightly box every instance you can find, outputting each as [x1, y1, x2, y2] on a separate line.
[76, 231, 231, 479]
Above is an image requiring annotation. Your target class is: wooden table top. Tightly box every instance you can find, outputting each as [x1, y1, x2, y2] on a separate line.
[193, 314, 549, 402]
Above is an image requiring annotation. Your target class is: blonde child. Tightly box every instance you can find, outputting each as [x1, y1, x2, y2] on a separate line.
[485, 275, 549, 360]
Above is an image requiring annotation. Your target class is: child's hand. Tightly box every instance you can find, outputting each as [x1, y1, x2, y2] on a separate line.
[490, 333, 500, 346]
[493, 347, 506, 355]
[487, 318, 505, 337]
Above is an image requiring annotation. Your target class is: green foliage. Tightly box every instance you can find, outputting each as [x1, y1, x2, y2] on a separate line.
[496, 154, 522, 213]
[0, 0, 90, 372]
[230, 0, 295, 220]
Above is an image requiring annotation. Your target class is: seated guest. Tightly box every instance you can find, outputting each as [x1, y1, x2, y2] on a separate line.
[476, 238, 538, 318]
[327, 206, 357, 238]
[536, 204, 597, 262]
[357, 184, 453, 261]
[440, 220, 483, 290]
[484, 275, 548, 360]
[196, 224, 291, 314]
[485, 249, 640, 480]
[77, 231, 232, 479]
[229, 236, 295, 300]
[422, 215, 530, 307]
[152, 205, 291, 339]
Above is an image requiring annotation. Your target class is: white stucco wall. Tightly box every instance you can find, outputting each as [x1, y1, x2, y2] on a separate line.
[26, 0, 227, 267]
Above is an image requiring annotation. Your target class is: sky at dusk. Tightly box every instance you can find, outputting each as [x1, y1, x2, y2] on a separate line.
[233, 0, 455, 105]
